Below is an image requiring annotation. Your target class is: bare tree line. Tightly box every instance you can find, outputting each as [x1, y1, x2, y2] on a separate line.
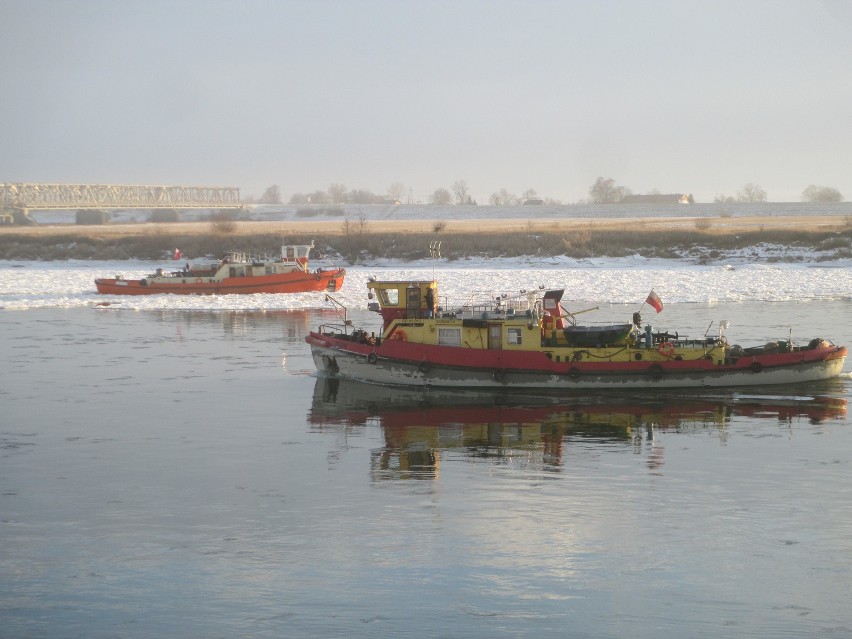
[244, 178, 844, 206]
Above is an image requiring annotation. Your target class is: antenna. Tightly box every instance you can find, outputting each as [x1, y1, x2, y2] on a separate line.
[429, 241, 441, 280]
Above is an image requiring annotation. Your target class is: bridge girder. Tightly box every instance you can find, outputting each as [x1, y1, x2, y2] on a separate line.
[1, 183, 242, 212]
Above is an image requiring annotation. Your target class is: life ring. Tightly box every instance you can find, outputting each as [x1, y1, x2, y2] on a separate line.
[391, 329, 408, 341]
[750, 361, 763, 373]
[648, 363, 664, 381]
[658, 341, 675, 358]
[367, 352, 378, 364]
[418, 361, 431, 374]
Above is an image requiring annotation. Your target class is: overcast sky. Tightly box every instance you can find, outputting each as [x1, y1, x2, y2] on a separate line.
[2, 0, 851, 203]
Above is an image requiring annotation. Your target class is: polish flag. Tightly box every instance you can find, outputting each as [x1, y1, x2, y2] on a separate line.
[645, 290, 663, 313]
[173, 248, 182, 260]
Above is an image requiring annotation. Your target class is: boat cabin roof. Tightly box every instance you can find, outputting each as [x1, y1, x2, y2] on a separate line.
[280, 243, 313, 260]
[367, 280, 438, 327]
[542, 289, 564, 313]
[367, 280, 437, 309]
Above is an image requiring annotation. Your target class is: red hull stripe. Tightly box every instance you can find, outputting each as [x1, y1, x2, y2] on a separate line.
[309, 332, 847, 374]
[96, 270, 344, 295]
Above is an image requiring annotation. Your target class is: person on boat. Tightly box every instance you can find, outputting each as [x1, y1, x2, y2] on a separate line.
[424, 287, 436, 318]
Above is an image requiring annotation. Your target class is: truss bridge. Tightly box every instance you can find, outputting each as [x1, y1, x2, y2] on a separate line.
[1, 183, 241, 223]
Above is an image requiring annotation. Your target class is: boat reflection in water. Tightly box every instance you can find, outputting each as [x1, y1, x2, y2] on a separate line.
[308, 377, 848, 480]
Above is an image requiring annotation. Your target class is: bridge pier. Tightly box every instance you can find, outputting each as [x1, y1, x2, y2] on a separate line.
[0, 207, 32, 225]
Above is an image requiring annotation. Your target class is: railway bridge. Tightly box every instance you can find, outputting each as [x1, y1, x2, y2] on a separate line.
[1, 183, 241, 223]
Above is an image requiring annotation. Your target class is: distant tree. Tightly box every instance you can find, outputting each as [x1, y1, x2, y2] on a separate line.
[260, 184, 282, 204]
[431, 188, 452, 205]
[489, 188, 517, 206]
[306, 190, 331, 205]
[801, 184, 843, 202]
[713, 194, 737, 203]
[328, 183, 347, 204]
[342, 210, 369, 237]
[451, 180, 470, 205]
[387, 182, 407, 202]
[589, 177, 632, 204]
[737, 183, 767, 203]
[348, 189, 380, 204]
[289, 192, 308, 205]
[522, 188, 538, 202]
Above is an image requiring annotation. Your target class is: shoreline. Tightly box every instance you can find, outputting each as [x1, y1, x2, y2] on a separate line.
[1, 214, 850, 238]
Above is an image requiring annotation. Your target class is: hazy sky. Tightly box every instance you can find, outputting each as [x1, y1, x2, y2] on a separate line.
[2, 0, 851, 203]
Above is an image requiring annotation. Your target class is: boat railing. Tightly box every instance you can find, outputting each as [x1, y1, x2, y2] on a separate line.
[224, 250, 299, 265]
[318, 322, 353, 338]
[673, 338, 722, 348]
[446, 290, 541, 320]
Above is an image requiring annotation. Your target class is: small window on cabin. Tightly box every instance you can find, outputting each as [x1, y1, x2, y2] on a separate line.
[287, 247, 295, 259]
[438, 328, 462, 346]
[507, 328, 522, 345]
[379, 289, 399, 306]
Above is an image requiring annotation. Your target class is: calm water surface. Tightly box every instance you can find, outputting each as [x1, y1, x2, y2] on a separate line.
[1, 302, 851, 638]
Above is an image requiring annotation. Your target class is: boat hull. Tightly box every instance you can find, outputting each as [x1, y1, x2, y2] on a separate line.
[307, 332, 847, 390]
[96, 268, 345, 295]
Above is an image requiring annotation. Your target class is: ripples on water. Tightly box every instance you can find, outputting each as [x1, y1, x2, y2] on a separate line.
[1, 263, 851, 638]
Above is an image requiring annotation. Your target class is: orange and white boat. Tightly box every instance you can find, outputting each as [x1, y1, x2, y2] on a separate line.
[95, 243, 345, 295]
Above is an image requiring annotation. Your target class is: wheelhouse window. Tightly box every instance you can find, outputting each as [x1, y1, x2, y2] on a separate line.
[438, 327, 462, 346]
[507, 328, 523, 345]
[378, 288, 399, 306]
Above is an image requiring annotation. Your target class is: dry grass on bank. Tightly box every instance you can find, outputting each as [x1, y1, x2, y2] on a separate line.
[1, 214, 850, 240]
[1, 214, 850, 262]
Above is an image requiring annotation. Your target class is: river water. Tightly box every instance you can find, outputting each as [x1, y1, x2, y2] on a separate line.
[1, 260, 851, 638]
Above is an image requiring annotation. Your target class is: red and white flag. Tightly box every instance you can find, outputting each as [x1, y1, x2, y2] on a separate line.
[173, 248, 182, 260]
[645, 289, 663, 313]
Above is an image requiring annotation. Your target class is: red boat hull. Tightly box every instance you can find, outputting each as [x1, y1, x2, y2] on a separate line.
[307, 331, 847, 389]
[96, 268, 345, 295]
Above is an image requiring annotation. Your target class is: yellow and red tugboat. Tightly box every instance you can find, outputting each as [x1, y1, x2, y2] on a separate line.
[96, 243, 345, 295]
[306, 279, 847, 389]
